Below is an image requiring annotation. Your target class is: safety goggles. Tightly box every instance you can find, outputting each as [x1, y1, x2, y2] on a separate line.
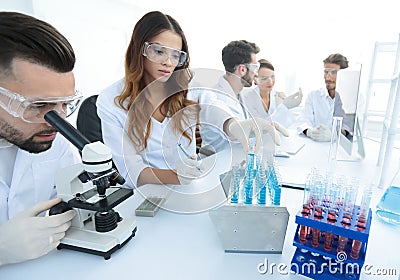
[143, 42, 187, 67]
[0, 86, 82, 123]
[324, 68, 338, 77]
[245, 63, 260, 74]
[255, 74, 275, 84]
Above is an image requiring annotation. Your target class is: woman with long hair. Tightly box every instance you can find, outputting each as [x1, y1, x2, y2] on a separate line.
[97, 11, 199, 187]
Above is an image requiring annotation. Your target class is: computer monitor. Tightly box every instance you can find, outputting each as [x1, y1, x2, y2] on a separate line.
[335, 64, 365, 160]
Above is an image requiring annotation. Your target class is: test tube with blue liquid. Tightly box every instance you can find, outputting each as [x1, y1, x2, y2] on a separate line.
[230, 165, 241, 204]
[244, 131, 256, 204]
[272, 167, 281, 205]
[256, 161, 267, 205]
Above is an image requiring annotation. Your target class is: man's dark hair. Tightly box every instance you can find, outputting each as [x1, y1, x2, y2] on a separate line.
[323, 53, 349, 69]
[0, 12, 75, 79]
[222, 40, 260, 73]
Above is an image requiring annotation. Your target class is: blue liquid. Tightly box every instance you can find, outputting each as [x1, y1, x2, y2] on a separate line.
[376, 186, 400, 225]
[244, 175, 253, 204]
[230, 169, 241, 204]
[247, 153, 255, 178]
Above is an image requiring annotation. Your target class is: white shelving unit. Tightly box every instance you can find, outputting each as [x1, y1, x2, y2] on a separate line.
[361, 34, 400, 187]
[362, 34, 400, 140]
[378, 72, 400, 187]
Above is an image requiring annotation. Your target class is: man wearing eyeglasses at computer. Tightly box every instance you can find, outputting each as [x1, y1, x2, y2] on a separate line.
[298, 53, 351, 142]
[0, 12, 81, 265]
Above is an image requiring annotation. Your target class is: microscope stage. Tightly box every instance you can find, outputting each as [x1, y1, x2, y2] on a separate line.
[68, 187, 133, 212]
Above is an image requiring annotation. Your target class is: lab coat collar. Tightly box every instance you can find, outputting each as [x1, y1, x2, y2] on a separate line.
[320, 88, 336, 100]
[218, 75, 240, 99]
[0, 138, 13, 148]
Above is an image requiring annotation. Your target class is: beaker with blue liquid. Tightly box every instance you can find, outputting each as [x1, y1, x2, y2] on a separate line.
[376, 159, 400, 225]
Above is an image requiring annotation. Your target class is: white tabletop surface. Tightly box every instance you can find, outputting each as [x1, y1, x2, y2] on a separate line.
[2, 135, 399, 280]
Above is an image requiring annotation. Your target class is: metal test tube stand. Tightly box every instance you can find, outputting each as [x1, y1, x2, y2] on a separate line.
[209, 136, 289, 254]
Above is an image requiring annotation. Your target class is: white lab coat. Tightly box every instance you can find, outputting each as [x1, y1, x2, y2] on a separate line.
[0, 135, 80, 225]
[240, 87, 295, 128]
[297, 88, 348, 133]
[195, 75, 248, 152]
[97, 79, 196, 188]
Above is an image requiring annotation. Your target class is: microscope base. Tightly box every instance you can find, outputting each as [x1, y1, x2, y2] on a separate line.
[58, 218, 137, 260]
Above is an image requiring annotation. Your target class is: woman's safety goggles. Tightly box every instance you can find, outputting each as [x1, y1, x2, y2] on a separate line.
[0, 86, 82, 123]
[143, 42, 187, 67]
[255, 74, 275, 84]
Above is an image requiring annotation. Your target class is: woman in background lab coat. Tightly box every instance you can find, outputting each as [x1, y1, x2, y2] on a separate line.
[241, 59, 302, 128]
[97, 11, 200, 188]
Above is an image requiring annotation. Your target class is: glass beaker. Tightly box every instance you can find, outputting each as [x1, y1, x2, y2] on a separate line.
[376, 158, 400, 225]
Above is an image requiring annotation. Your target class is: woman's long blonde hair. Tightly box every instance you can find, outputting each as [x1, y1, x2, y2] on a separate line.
[116, 11, 198, 151]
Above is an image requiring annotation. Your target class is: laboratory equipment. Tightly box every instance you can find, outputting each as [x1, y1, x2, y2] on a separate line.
[243, 132, 257, 204]
[256, 162, 267, 205]
[335, 64, 365, 161]
[323, 182, 340, 251]
[311, 179, 324, 248]
[209, 203, 288, 253]
[350, 186, 372, 259]
[328, 117, 342, 175]
[337, 182, 358, 254]
[135, 196, 165, 217]
[230, 165, 241, 204]
[299, 182, 311, 243]
[44, 111, 137, 260]
[209, 136, 287, 254]
[376, 157, 400, 224]
[291, 172, 372, 280]
[178, 143, 201, 170]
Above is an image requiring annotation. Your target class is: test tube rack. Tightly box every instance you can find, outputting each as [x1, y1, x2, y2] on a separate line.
[290, 206, 372, 280]
[225, 166, 282, 206]
[208, 169, 289, 254]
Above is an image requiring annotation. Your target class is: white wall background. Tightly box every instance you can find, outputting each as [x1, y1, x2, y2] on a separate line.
[1, 0, 399, 114]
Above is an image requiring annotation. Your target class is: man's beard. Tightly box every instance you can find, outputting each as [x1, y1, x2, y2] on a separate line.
[325, 79, 336, 91]
[241, 71, 253, 87]
[0, 120, 55, 153]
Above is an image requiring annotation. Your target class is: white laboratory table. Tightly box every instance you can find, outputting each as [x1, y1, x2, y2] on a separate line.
[1, 136, 399, 280]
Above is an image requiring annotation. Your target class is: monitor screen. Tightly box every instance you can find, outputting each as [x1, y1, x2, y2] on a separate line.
[335, 64, 364, 158]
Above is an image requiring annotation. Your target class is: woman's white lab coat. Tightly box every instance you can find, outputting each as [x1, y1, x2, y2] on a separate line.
[0, 135, 80, 224]
[97, 79, 196, 188]
[240, 87, 295, 128]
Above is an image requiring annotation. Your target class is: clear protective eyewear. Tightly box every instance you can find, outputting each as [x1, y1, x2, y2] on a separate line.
[324, 68, 338, 77]
[245, 63, 260, 74]
[0, 86, 83, 123]
[255, 74, 275, 84]
[143, 42, 187, 67]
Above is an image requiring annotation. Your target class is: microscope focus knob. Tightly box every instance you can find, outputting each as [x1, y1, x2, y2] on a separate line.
[49, 201, 73, 215]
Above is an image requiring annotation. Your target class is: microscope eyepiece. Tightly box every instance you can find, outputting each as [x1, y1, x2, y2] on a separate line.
[44, 110, 90, 151]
